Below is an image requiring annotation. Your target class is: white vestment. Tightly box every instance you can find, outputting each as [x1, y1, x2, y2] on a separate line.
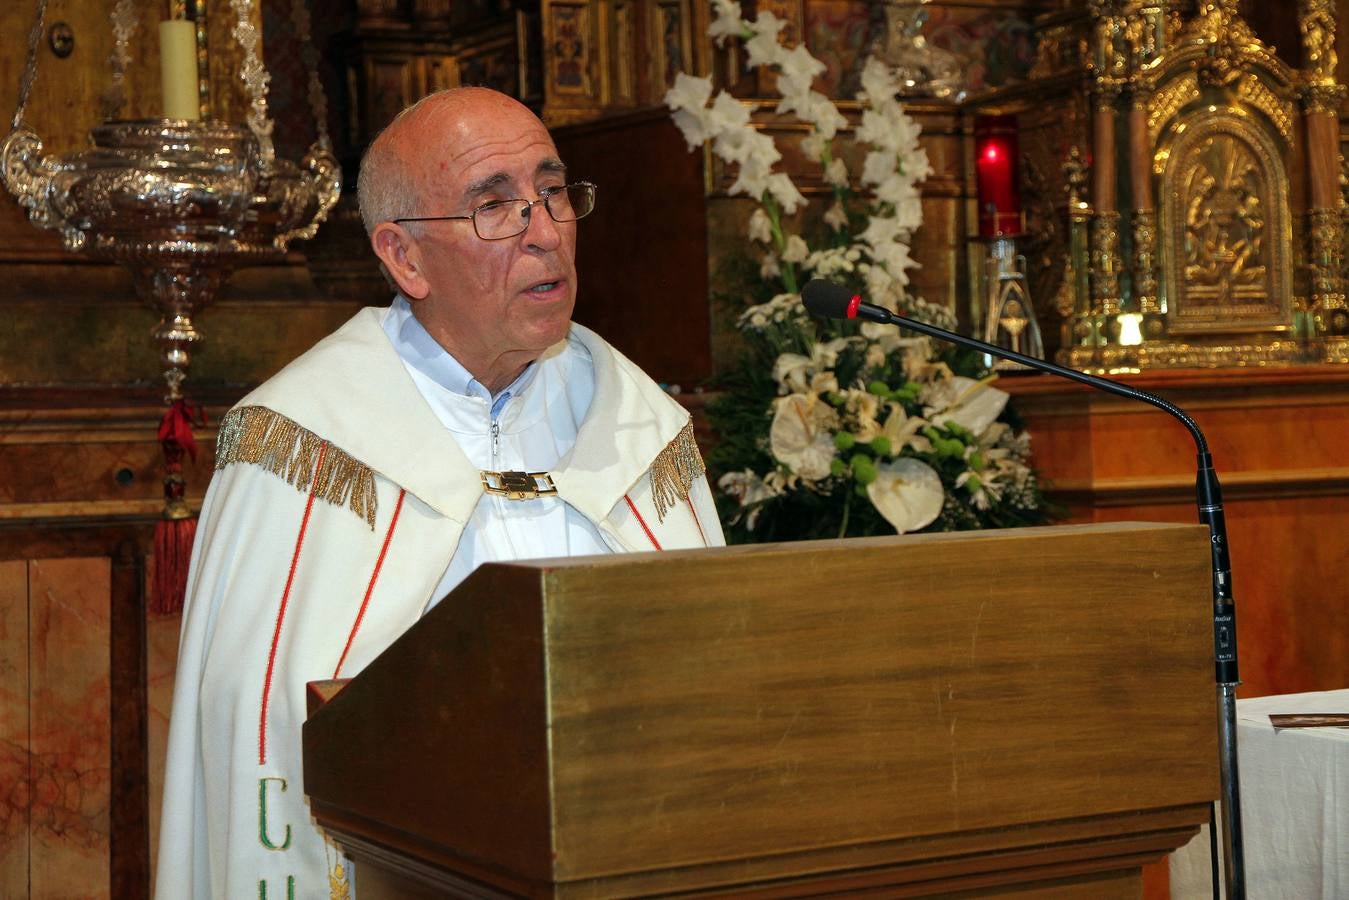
[155, 307, 723, 899]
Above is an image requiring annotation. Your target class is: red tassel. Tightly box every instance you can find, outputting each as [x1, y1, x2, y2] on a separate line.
[151, 398, 208, 615]
[153, 516, 197, 616]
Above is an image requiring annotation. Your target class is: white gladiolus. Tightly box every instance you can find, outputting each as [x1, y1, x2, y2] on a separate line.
[748, 207, 774, 244]
[705, 90, 752, 134]
[743, 11, 788, 69]
[823, 157, 849, 188]
[782, 234, 809, 263]
[707, 0, 746, 44]
[860, 214, 903, 248]
[859, 58, 902, 109]
[875, 172, 919, 208]
[668, 109, 708, 149]
[823, 201, 849, 231]
[664, 71, 712, 113]
[765, 172, 806, 215]
[778, 44, 826, 85]
[861, 150, 899, 187]
[663, 73, 714, 148]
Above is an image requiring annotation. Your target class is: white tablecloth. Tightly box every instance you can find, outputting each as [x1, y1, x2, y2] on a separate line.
[1170, 688, 1349, 899]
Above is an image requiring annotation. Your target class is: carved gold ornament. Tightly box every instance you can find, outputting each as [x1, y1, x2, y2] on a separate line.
[1163, 112, 1292, 334]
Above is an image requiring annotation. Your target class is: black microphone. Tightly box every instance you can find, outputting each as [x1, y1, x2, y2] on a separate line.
[801, 277, 1246, 896]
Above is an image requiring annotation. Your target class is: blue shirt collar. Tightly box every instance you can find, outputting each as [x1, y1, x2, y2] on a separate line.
[384, 295, 538, 418]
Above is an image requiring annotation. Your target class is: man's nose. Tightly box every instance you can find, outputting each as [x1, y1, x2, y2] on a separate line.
[522, 198, 563, 250]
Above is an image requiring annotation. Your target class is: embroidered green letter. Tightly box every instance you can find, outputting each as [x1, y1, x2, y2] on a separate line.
[257, 876, 295, 899]
[258, 777, 293, 851]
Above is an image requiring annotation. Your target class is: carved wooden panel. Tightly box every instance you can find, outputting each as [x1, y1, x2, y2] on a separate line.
[548, 2, 595, 99]
[651, 0, 694, 96]
[1160, 110, 1293, 336]
[457, 29, 520, 98]
[612, 0, 638, 106]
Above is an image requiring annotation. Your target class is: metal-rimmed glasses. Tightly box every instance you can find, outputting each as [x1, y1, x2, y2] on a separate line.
[392, 182, 597, 240]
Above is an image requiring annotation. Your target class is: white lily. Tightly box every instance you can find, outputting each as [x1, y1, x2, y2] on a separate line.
[882, 405, 932, 454]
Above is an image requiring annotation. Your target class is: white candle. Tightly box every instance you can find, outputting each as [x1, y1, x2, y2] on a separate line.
[159, 19, 200, 121]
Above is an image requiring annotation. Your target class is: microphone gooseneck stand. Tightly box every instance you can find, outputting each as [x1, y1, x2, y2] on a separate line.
[800, 280, 1245, 899]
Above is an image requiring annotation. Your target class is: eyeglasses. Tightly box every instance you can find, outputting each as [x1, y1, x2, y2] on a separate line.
[392, 182, 597, 241]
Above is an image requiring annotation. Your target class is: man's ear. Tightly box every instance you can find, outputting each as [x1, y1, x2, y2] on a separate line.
[371, 223, 430, 299]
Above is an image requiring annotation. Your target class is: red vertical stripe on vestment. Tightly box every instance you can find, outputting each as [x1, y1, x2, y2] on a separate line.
[333, 488, 406, 680]
[259, 442, 329, 766]
[625, 494, 662, 550]
[685, 496, 708, 547]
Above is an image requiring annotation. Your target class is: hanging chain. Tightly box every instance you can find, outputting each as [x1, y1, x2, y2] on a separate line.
[230, 0, 275, 168]
[100, 0, 139, 121]
[12, 0, 49, 131]
[289, 0, 331, 151]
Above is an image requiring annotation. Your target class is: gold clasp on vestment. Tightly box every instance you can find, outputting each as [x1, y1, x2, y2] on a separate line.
[480, 470, 557, 500]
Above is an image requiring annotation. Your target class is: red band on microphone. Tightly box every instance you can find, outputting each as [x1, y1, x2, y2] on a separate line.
[847, 294, 861, 319]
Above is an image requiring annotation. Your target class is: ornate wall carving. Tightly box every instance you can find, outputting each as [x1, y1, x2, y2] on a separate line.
[1161, 112, 1292, 334]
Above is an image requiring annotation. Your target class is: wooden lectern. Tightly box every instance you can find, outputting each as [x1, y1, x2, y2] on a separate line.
[304, 522, 1219, 898]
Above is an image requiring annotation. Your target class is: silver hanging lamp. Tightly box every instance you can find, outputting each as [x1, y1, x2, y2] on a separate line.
[2, 0, 341, 612]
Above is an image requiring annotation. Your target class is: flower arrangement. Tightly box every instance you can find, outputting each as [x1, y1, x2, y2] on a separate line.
[666, 0, 1049, 543]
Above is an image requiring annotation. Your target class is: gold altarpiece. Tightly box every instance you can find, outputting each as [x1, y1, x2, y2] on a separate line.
[1055, 0, 1346, 370]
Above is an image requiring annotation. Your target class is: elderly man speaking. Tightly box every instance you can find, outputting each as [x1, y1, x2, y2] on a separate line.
[155, 87, 724, 899]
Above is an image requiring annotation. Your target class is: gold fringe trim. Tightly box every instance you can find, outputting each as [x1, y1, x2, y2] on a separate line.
[328, 859, 351, 900]
[215, 407, 378, 529]
[650, 422, 706, 523]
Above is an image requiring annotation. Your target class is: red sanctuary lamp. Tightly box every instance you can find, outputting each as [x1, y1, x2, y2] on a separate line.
[974, 114, 1023, 237]
[971, 114, 1043, 366]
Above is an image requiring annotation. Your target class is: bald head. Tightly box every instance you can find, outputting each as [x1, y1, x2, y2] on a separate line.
[356, 87, 550, 237]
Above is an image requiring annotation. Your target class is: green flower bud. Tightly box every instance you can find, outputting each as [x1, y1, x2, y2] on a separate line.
[869, 435, 892, 457]
[830, 458, 846, 477]
[867, 380, 891, 397]
[968, 451, 984, 470]
[833, 431, 856, 451]
[851, 455, 877, 485]
[829, 392, 847, 407]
